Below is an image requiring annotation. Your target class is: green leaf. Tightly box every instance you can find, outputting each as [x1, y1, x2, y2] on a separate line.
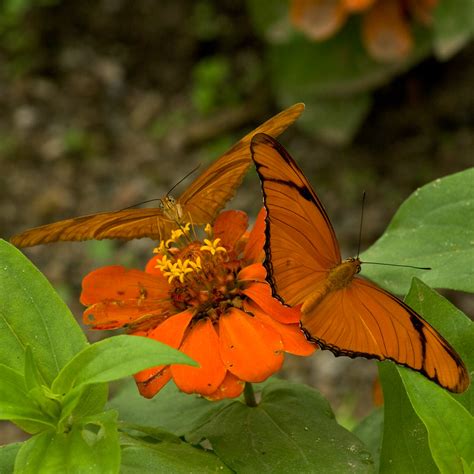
[402, 373, 474, 474]
[378, 279, 473, 473]
[352, 408, 383, 472]
[379, 362, 438, 473]
[0, 442, 21, 474]
[109, 379, 232, 437]
[120, 435, 231, 473]
[0, 364, 54, 428]
[190, 380, 374, 473]
[399, 280, 474, 473]
[0, 240, 88, 384]
[402, 278, 473, 412]
[361, 168, 474, 295]
[433, 0, 473, 59]
[52, 335, 197, 395]
[14, 410, 120, 473]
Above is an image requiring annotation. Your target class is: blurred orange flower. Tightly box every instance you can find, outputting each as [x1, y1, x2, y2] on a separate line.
[81, 209, 315, 400]
[290, 0, 438, 62]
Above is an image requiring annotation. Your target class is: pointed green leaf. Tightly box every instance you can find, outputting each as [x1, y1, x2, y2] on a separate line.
[14, 411, 120, 473]
[0, 364, 54, 428]
[52, 335, 196, 395]
[190, 380, 374, 473]
[361, 169, 474, 295]
[0, 240, 87, 384]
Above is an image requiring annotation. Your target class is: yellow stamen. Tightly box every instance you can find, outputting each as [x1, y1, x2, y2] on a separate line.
[201, 238, 226, 256]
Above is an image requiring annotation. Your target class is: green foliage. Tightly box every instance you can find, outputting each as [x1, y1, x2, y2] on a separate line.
[1, 167, 473, 472]
[247, 0, 473, 143]
[0, 240, 197, 473]
[191, 56, 239, 115]
[0, 0, 61, 76]
[361, 168, 474, 295]
[378, 279, 473, 473]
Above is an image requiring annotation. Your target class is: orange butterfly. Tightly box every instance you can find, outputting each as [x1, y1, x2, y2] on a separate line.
[250, 132, 469, 393]
[11, 104, 304, 248]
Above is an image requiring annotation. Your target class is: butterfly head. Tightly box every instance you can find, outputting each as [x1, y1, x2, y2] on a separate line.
[160, 195, 184, 222]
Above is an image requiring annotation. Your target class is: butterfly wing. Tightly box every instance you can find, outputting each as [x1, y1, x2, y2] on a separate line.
[10, 207, 174, 248]
[11, 104, 304, 248]
[301, 277, 469, 393]
[250, 132, 341, 306]
[179, 103, 305, 225]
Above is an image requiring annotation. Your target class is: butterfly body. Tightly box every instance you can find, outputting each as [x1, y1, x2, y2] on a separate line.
[251, 132, 469, 393]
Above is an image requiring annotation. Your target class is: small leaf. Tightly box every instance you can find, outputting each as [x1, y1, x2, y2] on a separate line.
[190, 380, 374, 473]
[0, 364, 54, 429]
[361, 168, 474, 295]
[52, 335, 196, 395]
[14, 410, 120, 473]
[0, 240, 88, 384]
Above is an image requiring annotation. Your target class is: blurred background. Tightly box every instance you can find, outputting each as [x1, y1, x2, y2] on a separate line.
[1, 0, 472, 443]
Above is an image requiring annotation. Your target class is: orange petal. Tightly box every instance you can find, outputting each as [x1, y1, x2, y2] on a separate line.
[242, 282, 301, 324]
[145, 255, 165, 275]
[362, 0, 413, 62]
[132, 310, 194, 376]
[290, 0, 347, 40]
[81, 265, 168, 305]
[246, 301, 316, 356]
[219, 307, 284, 382]
[243, 207, 266, 263]
[213, 210, 248, 251]
[206, 372, 245, 401]
[135, 367, 172, 399]
[171, 318, 226, 395]
[83, 301, 168, 331]
[342, 0, 375, 12]
[238, 263, 267, 282]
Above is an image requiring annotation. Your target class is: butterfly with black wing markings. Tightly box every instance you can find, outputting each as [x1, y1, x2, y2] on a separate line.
[250, 132, 469, 393]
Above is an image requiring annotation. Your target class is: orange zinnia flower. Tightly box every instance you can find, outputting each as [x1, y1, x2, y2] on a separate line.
[80, 209, 315, 400]
[290, 0, 438, 62]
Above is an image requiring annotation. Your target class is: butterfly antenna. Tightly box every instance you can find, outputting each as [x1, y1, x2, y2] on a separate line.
[118, 164, 202, 211]
[356, 191, 366, 259]
[166, 164, 201, 197]
[361, 261, 431, 271]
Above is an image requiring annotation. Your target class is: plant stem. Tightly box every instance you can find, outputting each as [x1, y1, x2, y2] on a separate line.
[244, 382, 257, 407]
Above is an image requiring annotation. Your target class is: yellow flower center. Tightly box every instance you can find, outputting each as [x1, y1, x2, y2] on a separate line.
[154, 223, 244, 319]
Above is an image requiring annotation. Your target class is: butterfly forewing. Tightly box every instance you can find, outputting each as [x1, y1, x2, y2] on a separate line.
[250, 133, 340, 306]
[11, 104, 304, 248]
[180, 103, 306, 224]
[251, 132, 469, 393]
